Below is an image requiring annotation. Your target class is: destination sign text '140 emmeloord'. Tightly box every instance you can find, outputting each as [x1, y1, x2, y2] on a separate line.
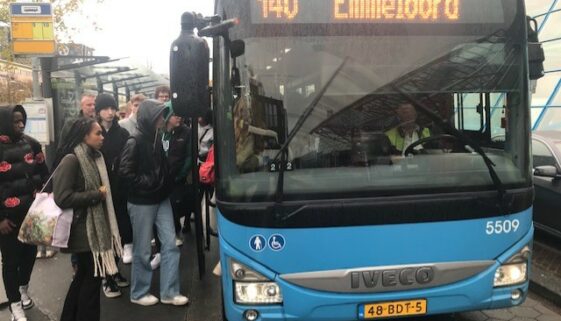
[250, 0, 505, 24]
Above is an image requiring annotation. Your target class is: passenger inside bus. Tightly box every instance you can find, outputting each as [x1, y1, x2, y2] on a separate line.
[233, 95, 279, 173]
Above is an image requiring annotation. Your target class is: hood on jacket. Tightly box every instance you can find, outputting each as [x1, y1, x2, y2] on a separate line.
[0, 105, 27, 141]
[163, 101, 174, 124]
[137, 99, 168, 137]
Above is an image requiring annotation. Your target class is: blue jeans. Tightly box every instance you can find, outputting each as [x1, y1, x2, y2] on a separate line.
[128, 198, 181, 300]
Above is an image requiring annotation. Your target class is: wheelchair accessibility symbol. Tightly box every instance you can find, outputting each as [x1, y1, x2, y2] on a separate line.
[268, 234, 286, 251]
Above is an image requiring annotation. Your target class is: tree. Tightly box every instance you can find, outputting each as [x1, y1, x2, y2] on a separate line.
[0, 0, 102, 104]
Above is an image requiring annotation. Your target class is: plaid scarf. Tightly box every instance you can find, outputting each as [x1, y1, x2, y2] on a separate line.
[74, 143, 122, 277]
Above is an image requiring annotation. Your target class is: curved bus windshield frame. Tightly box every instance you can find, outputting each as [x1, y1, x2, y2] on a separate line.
[214, 0, 531, 204]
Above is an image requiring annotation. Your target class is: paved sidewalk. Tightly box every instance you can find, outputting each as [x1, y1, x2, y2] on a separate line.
[456, 295, 560, 321]
[530, 239, 561, 306]
[0, 229, 222, 321]
[1, 232, 560, 321]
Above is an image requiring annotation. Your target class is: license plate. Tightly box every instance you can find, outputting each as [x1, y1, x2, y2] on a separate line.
[359, 299, 427, 319]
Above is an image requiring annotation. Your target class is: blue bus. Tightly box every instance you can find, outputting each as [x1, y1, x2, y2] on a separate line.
[174, 0, 544, 320]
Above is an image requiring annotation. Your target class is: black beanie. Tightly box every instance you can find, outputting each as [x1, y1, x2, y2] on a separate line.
[95, 93, 118, 113]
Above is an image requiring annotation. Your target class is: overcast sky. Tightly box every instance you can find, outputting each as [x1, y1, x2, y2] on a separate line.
[67, 0, 214, 75]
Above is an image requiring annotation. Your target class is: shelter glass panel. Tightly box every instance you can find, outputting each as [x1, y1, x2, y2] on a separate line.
[544, 42, 561, 72]
[538, 11, 561, 41]
[525, 0, 555, 16]
[537, 107, 561, 130]
[532, 74, 560, 106]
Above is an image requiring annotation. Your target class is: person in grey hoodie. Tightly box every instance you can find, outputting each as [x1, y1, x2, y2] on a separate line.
[118, 100, 188, 306]
[118, 94, 145, 136]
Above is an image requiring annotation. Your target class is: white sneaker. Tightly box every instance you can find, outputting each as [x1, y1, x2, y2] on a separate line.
[150, 253, 161, 270]
[161, 295, 189, 306]
[18, 285, 33, 310]
[9, 302, 27, 321]
[130, 294, 159, 306]
[122, 244, 133, 264]
[45, 249, 57, 258]
[213, 262, 222, 276]
[175, 236, 183, 247]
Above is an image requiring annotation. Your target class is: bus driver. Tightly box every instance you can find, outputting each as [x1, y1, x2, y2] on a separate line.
[385, 102, 431, 154]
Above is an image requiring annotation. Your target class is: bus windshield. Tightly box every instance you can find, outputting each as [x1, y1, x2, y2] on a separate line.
[217, 1, 530, 202]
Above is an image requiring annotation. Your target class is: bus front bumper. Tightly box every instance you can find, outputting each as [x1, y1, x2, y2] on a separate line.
[220, 227, 533, 321]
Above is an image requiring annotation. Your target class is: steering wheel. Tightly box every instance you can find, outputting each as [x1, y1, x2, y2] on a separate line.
[402, 134, 469, 156]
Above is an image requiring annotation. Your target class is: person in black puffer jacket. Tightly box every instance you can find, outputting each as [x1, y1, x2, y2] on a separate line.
[0, 105, 49, 321]
[95, 93, 132, 298]
[118, 99, 188, 306]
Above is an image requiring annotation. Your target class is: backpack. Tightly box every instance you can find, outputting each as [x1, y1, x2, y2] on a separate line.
[199, 145, 215, 185]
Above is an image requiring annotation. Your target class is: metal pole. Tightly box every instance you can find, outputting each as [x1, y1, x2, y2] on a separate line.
[125, 85, 131, 102]
[32, 58, 42, 99]
[40, 59, 53, 101]
[112, 81, 119, 102]
[205, 189, 211, 251]
[97, 77, 103, 93]
[40, 57, 56, 167]
[74, 70, 82, 108]
[191, 119, 206, 279]
[7, 73, 12, 104]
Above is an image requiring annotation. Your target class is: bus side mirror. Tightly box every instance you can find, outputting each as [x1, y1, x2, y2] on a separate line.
[170, 12, 210, 118]
[231, 40, 245, 58]
[534, 165, 561, 180]
[527, 17, 545, 81]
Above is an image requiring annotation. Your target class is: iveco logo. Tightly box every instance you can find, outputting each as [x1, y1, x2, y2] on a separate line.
[351, 266, 435, 289]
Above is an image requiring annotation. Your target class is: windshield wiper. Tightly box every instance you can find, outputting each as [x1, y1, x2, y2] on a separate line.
[273, 57, 349, 162]
[394, 88, 507, 204]
[272, 57, 349, 215]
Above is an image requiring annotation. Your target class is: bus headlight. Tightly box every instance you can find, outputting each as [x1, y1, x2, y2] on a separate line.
[493, 263, 527, 287]
[230, 259, 283, 304]
[235, 282, 283, 304]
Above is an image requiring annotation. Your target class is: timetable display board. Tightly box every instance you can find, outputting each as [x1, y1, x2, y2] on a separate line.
[23, 99, 54, 145]
[10, 3, 56, 56]
[250, 0, 505, 24]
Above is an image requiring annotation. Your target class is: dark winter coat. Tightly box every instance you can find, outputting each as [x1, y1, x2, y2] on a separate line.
[162, 103, 192, 183]
[118, 100, 171, 205]
[163, 121, 193, 206]
[100, 119, 130, 201]
[53, 151, 104, 253]
[100, 119, 130, 174]
[0, 105, 49, 227]
[167, 123, 191, 181]
[100, 119, 129, 216]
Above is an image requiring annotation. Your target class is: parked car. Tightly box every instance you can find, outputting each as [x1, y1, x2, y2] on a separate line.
[532, 131, 561, 238]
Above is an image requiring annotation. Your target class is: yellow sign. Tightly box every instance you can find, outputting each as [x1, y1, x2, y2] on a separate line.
[10, 3, 56, 56]
[361, 299, 427, 319]
[13, 41, 56, 55]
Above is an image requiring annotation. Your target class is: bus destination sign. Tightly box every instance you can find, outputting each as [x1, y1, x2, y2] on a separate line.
[251, 0, 505, 24]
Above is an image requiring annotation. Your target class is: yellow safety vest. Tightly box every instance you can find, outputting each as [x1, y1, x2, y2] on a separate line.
[385, 127, 431, 152]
